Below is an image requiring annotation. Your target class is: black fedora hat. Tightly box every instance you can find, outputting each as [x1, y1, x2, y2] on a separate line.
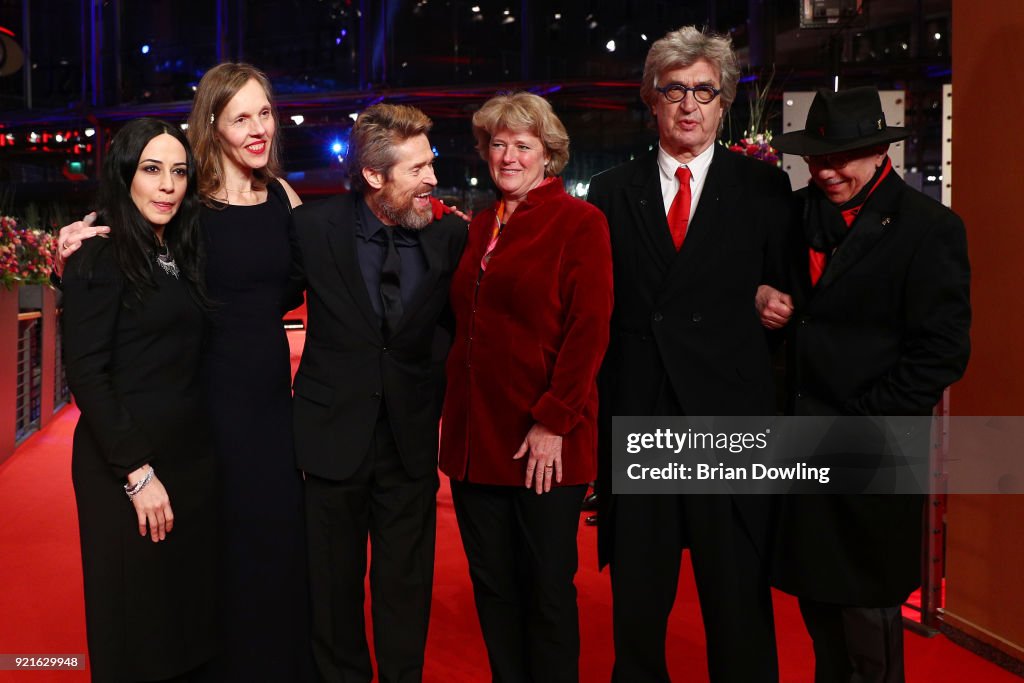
[773, 86, 908, 156]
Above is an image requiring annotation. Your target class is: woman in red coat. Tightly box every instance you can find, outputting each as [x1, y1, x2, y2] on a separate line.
[439, 92, 614, 682]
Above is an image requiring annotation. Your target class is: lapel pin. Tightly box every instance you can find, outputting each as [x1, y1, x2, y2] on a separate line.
[881, 216, 892, 226]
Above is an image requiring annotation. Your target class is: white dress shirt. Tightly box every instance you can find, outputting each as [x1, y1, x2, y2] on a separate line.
[657, 141, 715, 222]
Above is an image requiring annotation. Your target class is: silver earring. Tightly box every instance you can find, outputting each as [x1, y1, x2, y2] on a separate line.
[209, 114, 215, 124]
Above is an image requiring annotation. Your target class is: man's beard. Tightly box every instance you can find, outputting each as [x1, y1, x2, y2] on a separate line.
[375, 182, 432, 230]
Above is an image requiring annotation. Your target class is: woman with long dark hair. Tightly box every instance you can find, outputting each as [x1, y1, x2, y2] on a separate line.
[63, 117, 218, 681]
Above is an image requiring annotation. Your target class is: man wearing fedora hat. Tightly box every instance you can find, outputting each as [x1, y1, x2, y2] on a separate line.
[760, 86, 971, 683]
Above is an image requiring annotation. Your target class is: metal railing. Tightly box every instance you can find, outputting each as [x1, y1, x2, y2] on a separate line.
[15, 312, 42, 443]
[54, 307, 69, 410]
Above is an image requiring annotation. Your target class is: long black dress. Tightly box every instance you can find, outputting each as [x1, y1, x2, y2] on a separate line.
[198, 180, 314, 680]
[64, 238, 218, 682]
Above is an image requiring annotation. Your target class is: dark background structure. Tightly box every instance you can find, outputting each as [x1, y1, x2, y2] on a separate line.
[0, 0, 952, 221]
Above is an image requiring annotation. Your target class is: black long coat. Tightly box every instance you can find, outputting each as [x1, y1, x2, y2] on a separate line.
[286, 193, 467, 481]
[587, 144, 795, 568]
[771, 169, 972, 607]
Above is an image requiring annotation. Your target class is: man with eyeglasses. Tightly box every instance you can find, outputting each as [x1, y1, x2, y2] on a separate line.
[586, 25, 794, 682]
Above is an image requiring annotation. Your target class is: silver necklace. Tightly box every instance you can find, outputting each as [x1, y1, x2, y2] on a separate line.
[156, 242, 180, 279]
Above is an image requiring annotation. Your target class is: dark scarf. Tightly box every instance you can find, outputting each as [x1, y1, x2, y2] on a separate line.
[805, 157, 892, 285]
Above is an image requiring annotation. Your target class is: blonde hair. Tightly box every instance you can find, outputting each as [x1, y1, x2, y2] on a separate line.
[186, 62, 282, 204]
[348, 104, 433, 192]
[641, 26, 740, 113]
[471, 92, 569, 176]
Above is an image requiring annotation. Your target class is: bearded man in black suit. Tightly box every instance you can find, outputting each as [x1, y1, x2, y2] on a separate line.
[287, 103, 466, 683]
[586, 25, 794, 683]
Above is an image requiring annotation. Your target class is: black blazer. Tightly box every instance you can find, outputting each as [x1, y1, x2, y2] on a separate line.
[287, 193, 467, 481]
[587, 144, 796, 567]
[772, 169, 971, 607]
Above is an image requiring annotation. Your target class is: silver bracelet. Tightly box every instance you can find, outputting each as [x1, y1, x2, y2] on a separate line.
[124, 466, 154, 500]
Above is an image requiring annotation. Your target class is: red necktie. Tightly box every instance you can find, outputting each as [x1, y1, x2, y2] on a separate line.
[667, 166, 692, 250]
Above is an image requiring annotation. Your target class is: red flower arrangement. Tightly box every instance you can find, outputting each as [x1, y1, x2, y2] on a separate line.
[727, 133, 780, 166]
[0, 216, 58, 289]
[725, 66, 781, 166]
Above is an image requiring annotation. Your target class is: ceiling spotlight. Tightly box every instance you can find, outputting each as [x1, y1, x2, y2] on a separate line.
[180, 123, 189, 130]
[470, 177, 478, 187]
[502, 15, 515, 24]
[84, 128, 95, 137]
[471, 5, 480, 11]
[934, 32, 942, 40]
[291, 115, 305, 126]
[503, 8, 510, 15]
[55, 134, 64, 143]
[641, 33, 648, 41]
[349, 112, 359, 121]
[554, 13, 561, 20]
[606, 40, 616, 52]
[141, 44, 150, 55]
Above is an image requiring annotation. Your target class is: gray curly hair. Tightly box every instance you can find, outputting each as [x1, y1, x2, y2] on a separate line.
[641, 26, 740, 114]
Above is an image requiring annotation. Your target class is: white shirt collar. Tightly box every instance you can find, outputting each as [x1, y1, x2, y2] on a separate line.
[657, 141, 715, 186]
[656, 141, 716, 217]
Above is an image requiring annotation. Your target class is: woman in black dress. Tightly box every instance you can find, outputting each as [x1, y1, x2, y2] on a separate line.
[58, 64, 313, 681]
[63, 118, 218, 681]
[184, 62, 313, 681]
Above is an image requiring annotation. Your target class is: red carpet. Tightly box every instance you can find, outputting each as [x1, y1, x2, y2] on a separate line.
[0, 326, 1017, 681]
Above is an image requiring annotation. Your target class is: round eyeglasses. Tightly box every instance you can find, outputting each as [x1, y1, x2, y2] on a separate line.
[655, 84, 721, 105]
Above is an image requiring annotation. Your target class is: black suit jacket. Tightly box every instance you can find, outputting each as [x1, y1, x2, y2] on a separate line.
[587, 144, 795, 568]
[287, 193, 467, 481]
[772, 169, 971, 607]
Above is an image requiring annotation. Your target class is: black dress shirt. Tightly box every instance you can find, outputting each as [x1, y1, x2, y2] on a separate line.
[355, 195, 427, 321]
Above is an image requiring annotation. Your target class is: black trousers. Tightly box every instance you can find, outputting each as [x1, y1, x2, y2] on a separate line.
[450, 480, 588, 683]
[305, 414, 438, 683]
[609, 494, 778, 683]
[799, 598, 906, 683]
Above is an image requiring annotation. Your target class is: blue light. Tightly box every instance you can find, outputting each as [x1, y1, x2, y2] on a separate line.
[335, 37, 341, 45]
[432, 146, 439, 157]
[327, 130, 352, 159]
[341, 29, 348, 37]
[141, 44, 150, 55]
